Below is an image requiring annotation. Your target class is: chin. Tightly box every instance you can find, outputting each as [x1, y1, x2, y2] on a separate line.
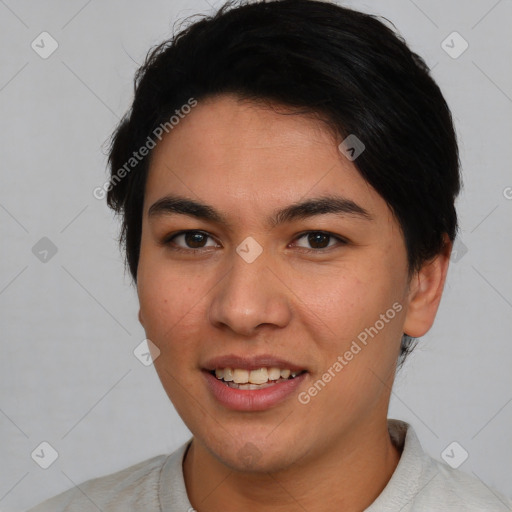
[205, 433, 305, 474]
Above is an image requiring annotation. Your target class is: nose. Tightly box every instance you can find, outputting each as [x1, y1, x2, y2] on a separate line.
[208, 248, 292, 337]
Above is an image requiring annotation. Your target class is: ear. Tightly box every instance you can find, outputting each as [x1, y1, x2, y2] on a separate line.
[138, 309, 145, 327]
[402, 235, 452, 338]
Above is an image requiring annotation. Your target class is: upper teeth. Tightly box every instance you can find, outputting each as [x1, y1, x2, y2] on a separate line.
[214, 367, 301, 384]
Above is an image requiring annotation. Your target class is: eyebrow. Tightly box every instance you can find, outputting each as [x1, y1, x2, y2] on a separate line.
[147, 194, 373, 229]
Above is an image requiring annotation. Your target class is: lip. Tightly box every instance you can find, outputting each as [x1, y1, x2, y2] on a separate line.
[202, 353, 307, 372]
[202, 369, 308, 411]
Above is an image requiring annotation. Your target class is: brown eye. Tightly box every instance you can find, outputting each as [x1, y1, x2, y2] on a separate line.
[307, 232, 330, 249]
[184, 232, 208, 248]
[165, 231, 218, 250]
[293, 231, 347, 251]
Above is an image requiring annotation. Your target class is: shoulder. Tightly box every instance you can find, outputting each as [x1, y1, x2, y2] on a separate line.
[416, 455, 512, 511]
[27, 453, 170, 511]
[368, 420, 512, 512]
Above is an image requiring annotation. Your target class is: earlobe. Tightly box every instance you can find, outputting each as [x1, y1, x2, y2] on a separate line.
[403, 235, 452, 338]
[138, 309, 144, 327]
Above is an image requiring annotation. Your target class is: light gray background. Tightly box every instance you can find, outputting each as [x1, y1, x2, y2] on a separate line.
[1, 0, 511, 510]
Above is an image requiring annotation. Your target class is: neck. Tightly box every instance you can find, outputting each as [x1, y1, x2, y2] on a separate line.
[182, 418, 402, 512]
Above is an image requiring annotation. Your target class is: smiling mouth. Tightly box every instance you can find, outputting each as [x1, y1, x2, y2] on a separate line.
[208, 367, 307, 390]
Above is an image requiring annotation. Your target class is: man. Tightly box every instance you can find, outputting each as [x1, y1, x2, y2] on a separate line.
[30, 0, 511, 510]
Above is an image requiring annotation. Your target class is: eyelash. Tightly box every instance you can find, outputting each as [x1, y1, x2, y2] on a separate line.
[162, 230, 348, 254]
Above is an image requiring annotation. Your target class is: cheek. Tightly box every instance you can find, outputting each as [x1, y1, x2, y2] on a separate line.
[295, 261, 406, 383]
[296, 274, 404, 410]
[297, 267, 395, 338]
[137, 259, 217, 367]
[137, 262, 191, 341]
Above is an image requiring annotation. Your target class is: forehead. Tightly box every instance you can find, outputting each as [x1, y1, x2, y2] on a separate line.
[144, 94, 393, 227]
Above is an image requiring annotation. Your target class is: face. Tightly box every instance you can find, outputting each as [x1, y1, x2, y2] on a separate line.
[137, 95, 425, 472]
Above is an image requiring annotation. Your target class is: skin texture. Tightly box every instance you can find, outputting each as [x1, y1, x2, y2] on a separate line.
[137, 94, 452, 512]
